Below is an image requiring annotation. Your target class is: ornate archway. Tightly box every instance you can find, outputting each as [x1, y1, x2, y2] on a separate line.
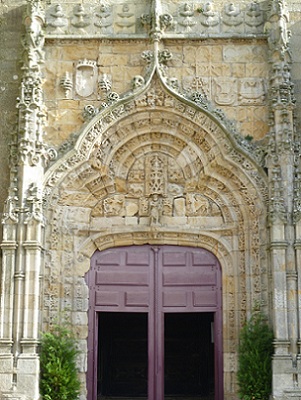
[42, 75, 268, 399]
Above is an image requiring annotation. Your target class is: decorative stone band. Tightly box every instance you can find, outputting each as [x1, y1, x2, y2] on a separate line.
[45, 1, 268, 38]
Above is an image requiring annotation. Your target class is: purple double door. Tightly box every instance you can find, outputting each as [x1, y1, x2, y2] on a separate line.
[86, 245, 223, 400]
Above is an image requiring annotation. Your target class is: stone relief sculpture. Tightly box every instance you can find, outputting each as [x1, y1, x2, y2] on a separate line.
[200, 2, 220, 28]
[239, 78, 265, 105]
[177, 3, 197, 33]
[245, 1, 264, 29]
[222, 3, 244, 34]
[132, 75, 145, 90]
[115, 4, 136, 33]
[46, 4, 68, 32]
[213, 78, 237, 105]
[90, 147, 224, 226]
[222, 3, 243, 27]
[149, 194, 162, 225]
[94, 4, 113, 32]
[71, 4, 91, 29]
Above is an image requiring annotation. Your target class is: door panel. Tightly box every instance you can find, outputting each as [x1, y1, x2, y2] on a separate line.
[92, 247, 152, 312]
[87, 245, 222, 400]
[160, 248, 220, 313]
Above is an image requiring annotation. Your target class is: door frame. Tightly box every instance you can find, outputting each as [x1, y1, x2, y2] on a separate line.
[86, 245, 223, 400]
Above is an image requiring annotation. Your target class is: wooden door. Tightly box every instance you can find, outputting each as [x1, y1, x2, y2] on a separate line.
[86, 245, 222, 400]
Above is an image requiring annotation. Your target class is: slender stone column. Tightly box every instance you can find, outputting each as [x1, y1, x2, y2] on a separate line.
[0, 205, 18, 392]
[265, 0, 298, 398]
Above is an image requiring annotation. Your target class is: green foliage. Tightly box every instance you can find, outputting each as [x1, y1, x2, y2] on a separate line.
[245, 135, 254, 142]
[237, 311, 274, 400]
[40, 324, 81, 400]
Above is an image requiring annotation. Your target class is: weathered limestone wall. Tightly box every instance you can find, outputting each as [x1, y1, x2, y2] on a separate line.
[44, 38, 270, 148]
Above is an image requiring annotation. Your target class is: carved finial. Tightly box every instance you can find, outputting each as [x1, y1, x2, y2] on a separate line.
[2, 186, 19, 224]
[98, 74, 112, 99]
[150, 0, 163, 42]
[60, 72, 73, 99]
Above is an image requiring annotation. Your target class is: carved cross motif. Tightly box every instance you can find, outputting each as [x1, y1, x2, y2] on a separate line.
[146, 153, 167, 195]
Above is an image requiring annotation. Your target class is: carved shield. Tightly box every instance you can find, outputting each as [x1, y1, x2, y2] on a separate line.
[75, 60, 97, 98]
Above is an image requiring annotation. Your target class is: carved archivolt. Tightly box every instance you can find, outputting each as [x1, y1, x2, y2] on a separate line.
[44, 79, 267, 264]
[44, 79, 267, 199]
[42, 78, 268, 360]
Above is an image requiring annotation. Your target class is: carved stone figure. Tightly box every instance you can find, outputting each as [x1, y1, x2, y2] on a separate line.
[94, 4, 112, 31]
[150, 194, 162, 225]
[132, 75, 145, 90]
[200, 3, 219, 27]
[245, 1, 264, 30]
[103, 195, 125, 217]
[177, 3, 197, 33]
[46, 4, 68, 31]
[71, 4, 91, 29]
[222, 3, 243, 28]
[116, 4, 135, 32]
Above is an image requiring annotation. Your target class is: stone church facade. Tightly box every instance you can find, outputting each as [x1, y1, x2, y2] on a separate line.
[0, 0, 301, 399]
